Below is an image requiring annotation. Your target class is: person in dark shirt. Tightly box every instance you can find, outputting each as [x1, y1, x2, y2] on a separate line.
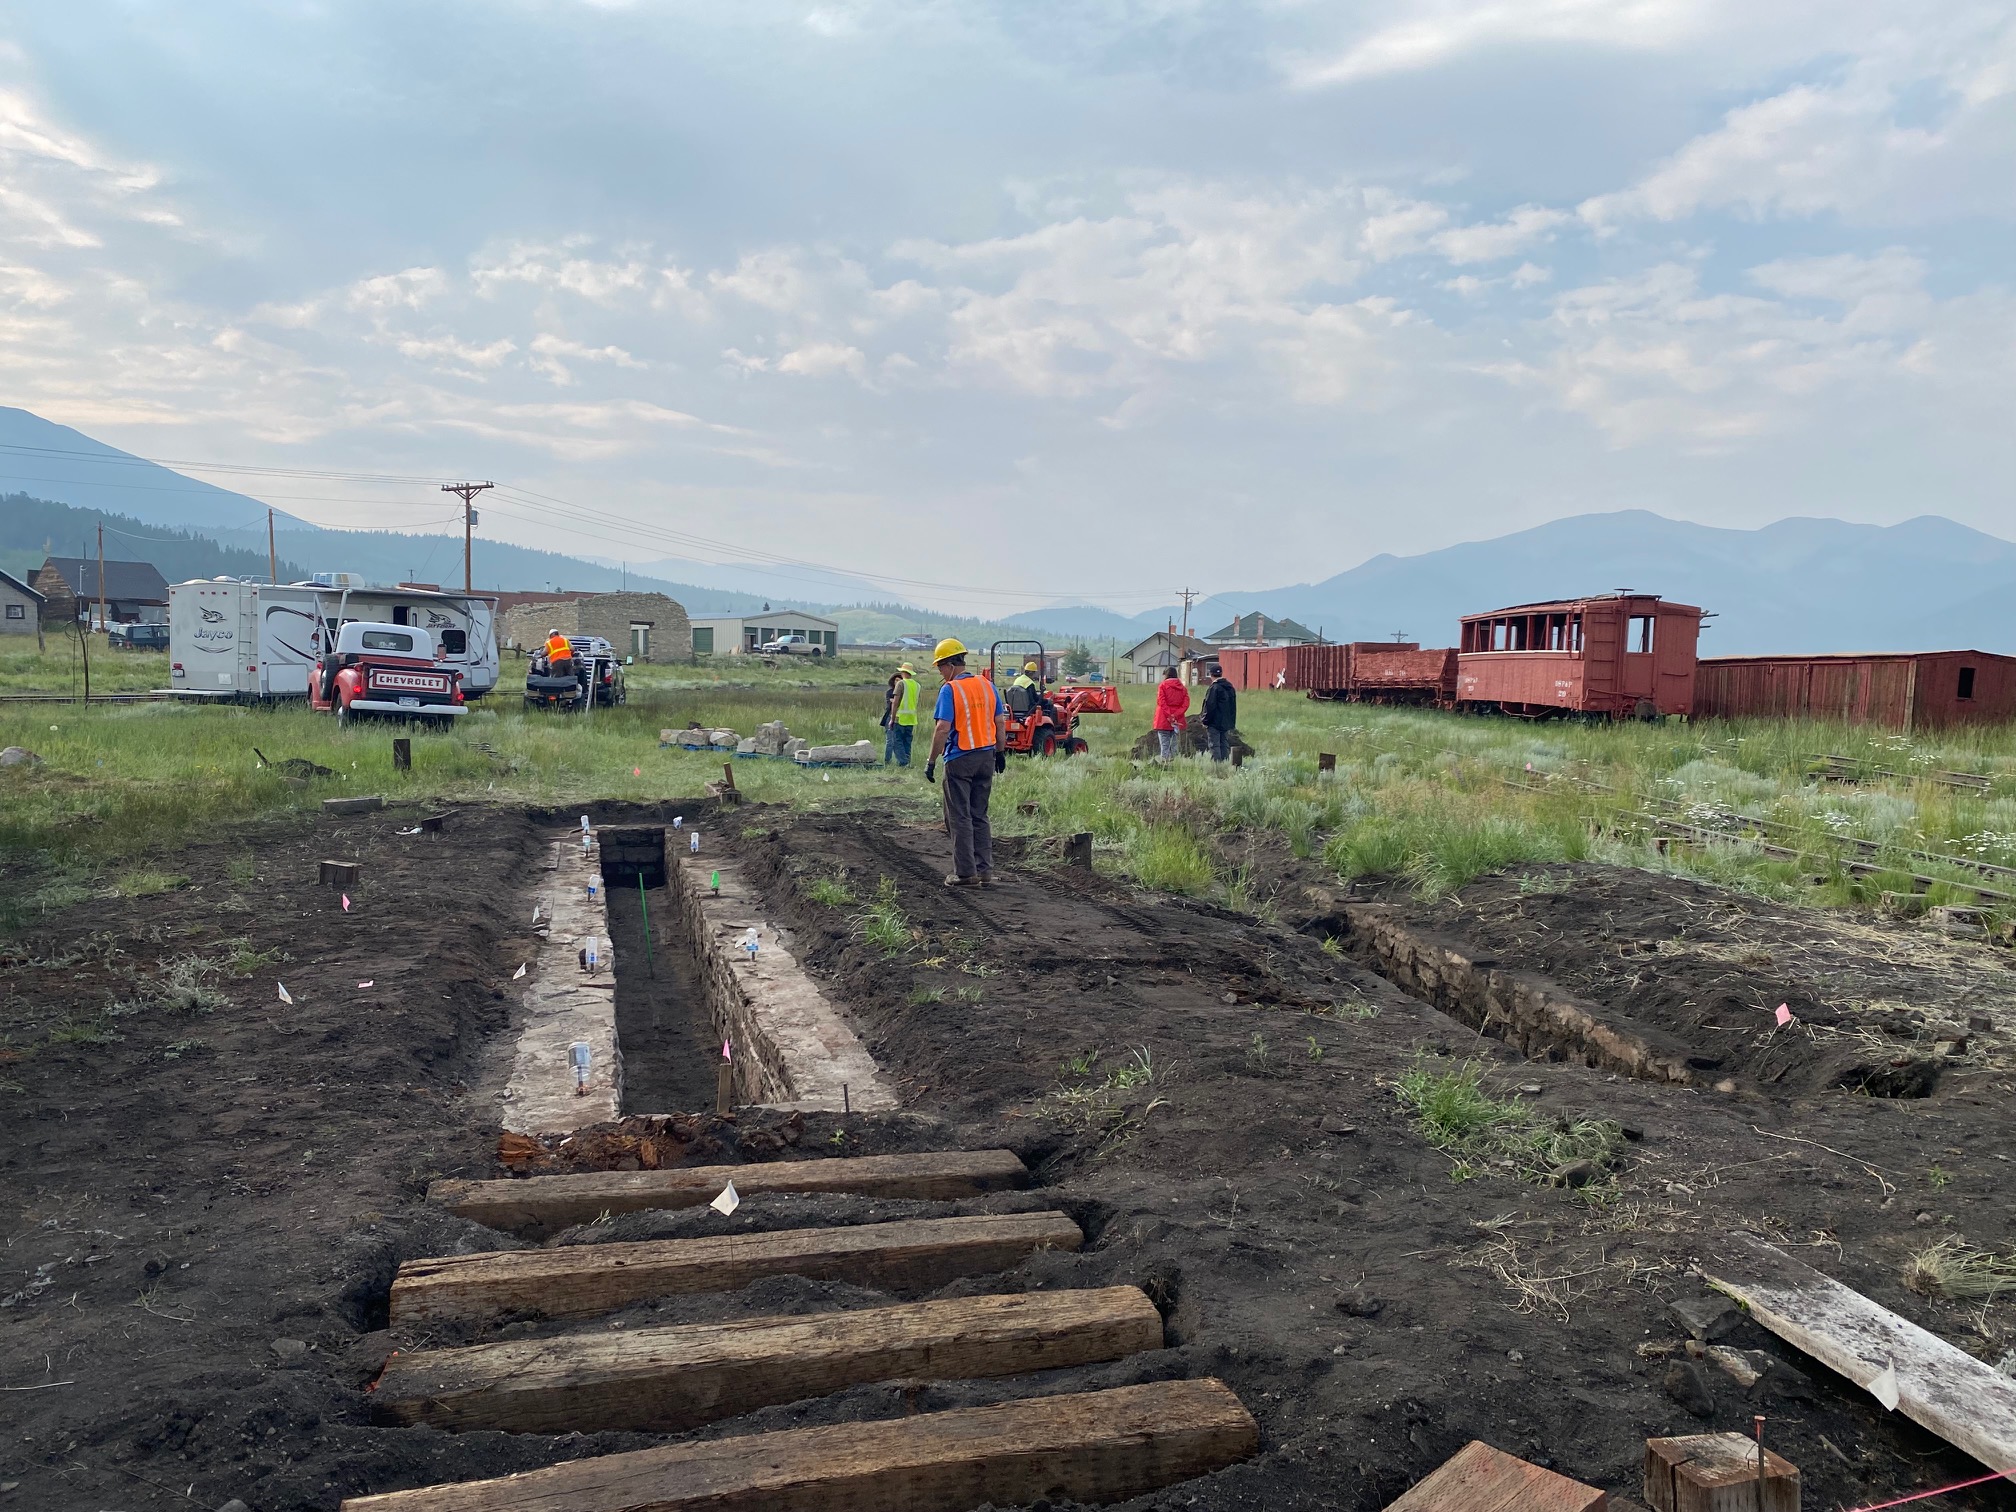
[1200, 664, 1237, 763]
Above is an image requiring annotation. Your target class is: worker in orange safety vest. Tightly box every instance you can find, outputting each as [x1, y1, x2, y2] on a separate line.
[924, 638, 1007, 888]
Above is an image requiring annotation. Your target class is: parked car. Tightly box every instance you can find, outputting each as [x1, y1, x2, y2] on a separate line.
[757, 633, 824, 656]
[109, 623, 170, 651]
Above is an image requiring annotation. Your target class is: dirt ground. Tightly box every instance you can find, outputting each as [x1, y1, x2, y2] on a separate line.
[5, 800, 2016, 1510]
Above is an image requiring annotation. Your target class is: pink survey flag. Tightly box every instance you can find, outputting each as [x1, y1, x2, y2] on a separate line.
[722, 1038, 733, 1061]
[341, 894, 352, 912]
[1775, 1003, 1794, 1026]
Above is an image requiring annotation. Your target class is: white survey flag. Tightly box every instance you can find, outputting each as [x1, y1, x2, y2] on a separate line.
[276, 982, 293, 1004]
[710, 1181, 740, 1216]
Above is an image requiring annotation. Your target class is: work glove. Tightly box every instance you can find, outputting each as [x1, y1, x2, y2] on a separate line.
[924, 760, 936, 784]
[993, 749, 1007, 775]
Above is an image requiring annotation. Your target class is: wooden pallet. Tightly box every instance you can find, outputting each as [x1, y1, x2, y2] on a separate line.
[429, 1149, 1029, 1237]
[373, 1286, 1163, 1433]
[389, 1211, 1083, 1327]
[342, 1377, 1257, 1511]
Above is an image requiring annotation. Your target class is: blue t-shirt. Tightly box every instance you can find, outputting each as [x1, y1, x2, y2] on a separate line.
[934, 676, 1007, 759]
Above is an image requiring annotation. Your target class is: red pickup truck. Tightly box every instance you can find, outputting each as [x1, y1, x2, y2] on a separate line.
[310, 621, 466, 725]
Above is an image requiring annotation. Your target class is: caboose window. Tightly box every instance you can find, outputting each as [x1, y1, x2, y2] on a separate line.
[1959, 666, 1977, 700]
[1569, 615, 1583, 652]
[1631, 616, 1655, 653]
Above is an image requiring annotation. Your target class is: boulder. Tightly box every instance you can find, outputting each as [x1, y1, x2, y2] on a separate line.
[0, 746, 40, 767]
[799, 741, 878, 765]
[736, 737, 758, 755]
[709, 729, 740, 748]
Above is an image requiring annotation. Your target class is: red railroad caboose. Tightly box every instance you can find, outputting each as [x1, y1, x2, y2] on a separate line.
[1456, 594, 1704, 719]
[1285, 642, 1458, 704]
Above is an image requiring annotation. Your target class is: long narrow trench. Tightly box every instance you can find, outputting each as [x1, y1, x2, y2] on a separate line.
[603, 877, 723, 1114]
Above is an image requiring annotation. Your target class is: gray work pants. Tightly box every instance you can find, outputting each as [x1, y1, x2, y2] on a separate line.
[943, 749, 995, 878]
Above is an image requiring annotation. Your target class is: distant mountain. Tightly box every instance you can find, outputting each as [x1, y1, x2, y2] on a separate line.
[0, 495, 307, 587]
[0, 408, 295, 530]
[1214, 511, 2016, 656]
[1006, 603, 1165, 643]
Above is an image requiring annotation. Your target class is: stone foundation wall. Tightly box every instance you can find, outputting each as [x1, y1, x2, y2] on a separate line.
[1340, 903, 1698, 1086]
[667, 848, 897, 1113]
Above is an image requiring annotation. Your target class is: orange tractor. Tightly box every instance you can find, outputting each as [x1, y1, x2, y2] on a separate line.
[986, 640, 1120, 757]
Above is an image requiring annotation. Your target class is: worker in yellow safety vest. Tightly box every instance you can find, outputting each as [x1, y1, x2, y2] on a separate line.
[884, 663, 920, 767]
[924, 638, 1007, 887]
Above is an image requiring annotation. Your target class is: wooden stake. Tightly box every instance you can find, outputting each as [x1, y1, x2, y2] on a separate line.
[392, 738, 411, 771]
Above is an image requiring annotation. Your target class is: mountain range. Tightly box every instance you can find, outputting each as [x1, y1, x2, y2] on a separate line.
[3, 405, 2010, 656]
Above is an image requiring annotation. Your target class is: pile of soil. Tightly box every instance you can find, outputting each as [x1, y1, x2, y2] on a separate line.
[6, 799, 2016, 1510]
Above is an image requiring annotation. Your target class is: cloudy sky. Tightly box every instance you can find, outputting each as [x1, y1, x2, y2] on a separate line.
[2, 1, 2012, 611]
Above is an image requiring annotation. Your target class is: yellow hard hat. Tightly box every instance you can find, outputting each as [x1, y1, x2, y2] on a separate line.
[1023, 660, 1039, 672]
[932, 637, 967, 663]
[896, 663, 914, 674]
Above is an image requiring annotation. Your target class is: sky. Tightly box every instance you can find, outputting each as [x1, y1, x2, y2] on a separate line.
[1, 1, 2012, 613]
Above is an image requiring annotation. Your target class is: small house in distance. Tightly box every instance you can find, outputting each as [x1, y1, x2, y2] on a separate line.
[33, 556, 170, 627]
[498, 591, 691, 662]
[688, 608, 839, 657]
[1, 568, 46, 640]
[1695, 651, 2016, 731]
[1202, 612, 1318, 647]
[1123, 629, 1212, 684]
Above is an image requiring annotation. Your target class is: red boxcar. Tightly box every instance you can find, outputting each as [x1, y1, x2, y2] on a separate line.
[1212, 646, 1291, 691]
[1456, 594, 1704, 719]
[1285, 642, 1457, 703]
[1694, 651, 2016, 731]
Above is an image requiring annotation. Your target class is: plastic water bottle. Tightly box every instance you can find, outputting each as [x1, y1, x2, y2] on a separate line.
[740, 927, 760, 962]
[570, 1040, 592, 1093]
[579, 815, 591, 833]
[587, 878, 598, 902]
[673, 816, 684, 830]
[690, 831, 701, 853]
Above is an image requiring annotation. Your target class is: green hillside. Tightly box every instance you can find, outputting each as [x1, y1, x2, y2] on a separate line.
[1, 494, 304, 586]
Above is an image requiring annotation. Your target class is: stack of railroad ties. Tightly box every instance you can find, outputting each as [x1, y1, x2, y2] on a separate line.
[340, 1148, 1260, 1510]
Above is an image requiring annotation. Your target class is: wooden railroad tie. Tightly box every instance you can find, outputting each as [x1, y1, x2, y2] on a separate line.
[372, 1285, 1162, 1434]
[1644, 1433, 1797, 1512]
[322, 795, 384, 815]
[428, 1149, 1030, 1238]
[388, 1210, 1083, 1328]
[1383, 1440, 1607, 1512]
[319, 860, 360, 888]
[341, 1377, 1257, 1512]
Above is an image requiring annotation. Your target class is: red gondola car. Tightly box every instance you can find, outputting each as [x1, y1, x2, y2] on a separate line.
[1284, 642, 1457, 704]
[1455, 594, 1704, 719]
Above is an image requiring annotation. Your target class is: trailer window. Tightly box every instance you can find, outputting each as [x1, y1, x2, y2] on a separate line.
[392, 606, 409, 626]
[1959, 665, 1977, 700]
[361, 630, 416, 652]
[1631, 615, 1655, 653]
[438, 628, 466, 655]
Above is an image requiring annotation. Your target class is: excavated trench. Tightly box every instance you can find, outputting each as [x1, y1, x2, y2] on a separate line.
[603, 879, 721, 1115]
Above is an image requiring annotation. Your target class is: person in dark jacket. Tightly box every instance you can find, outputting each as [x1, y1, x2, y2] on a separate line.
[1200, 664, 1237, 762]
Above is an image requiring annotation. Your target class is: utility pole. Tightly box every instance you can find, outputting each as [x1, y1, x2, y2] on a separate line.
[95, 523, 107, 636]
[1177, 587, 1198, 641]
[442, 482, 494, 593]
[268, 508, 278, 584]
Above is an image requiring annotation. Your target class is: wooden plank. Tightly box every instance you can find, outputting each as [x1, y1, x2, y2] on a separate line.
[1643, 1433, 1798, 1512]
[1703, 1231, 2016, 1483]
[389, 1211, 1082, 1328]
[1385, 1440, 1607, 1512]
[429, 1150, 1031, 1237]
[373, 1285, 1162, 1433]
[342, 1376, 1256, 1512]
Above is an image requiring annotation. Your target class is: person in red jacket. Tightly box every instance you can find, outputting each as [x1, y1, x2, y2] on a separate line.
[1152, 665, 1189, 759]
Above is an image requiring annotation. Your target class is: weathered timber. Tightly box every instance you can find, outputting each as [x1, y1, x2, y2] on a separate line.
[372, 1285, 1162, 1433]
[1384, 1440, 1607, 1512]
[1643, 1433, 1797, 1512]
[392, 737, 411, 771]
[322, 795, 384, 815]
[341, 1376, 1256, 1512]
[1703, 1231, 2016, 1482]
[319, 860, 360, 888]
[389, 1211, 1083, 1328]
[429, 1149, 1030, 1237]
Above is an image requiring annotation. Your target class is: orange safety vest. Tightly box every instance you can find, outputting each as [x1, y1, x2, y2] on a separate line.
[546, 633, 573, 661]
[945, 673, 999, 753]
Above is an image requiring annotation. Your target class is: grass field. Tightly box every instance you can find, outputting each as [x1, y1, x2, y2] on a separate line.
[8, 642, 2016, 933]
